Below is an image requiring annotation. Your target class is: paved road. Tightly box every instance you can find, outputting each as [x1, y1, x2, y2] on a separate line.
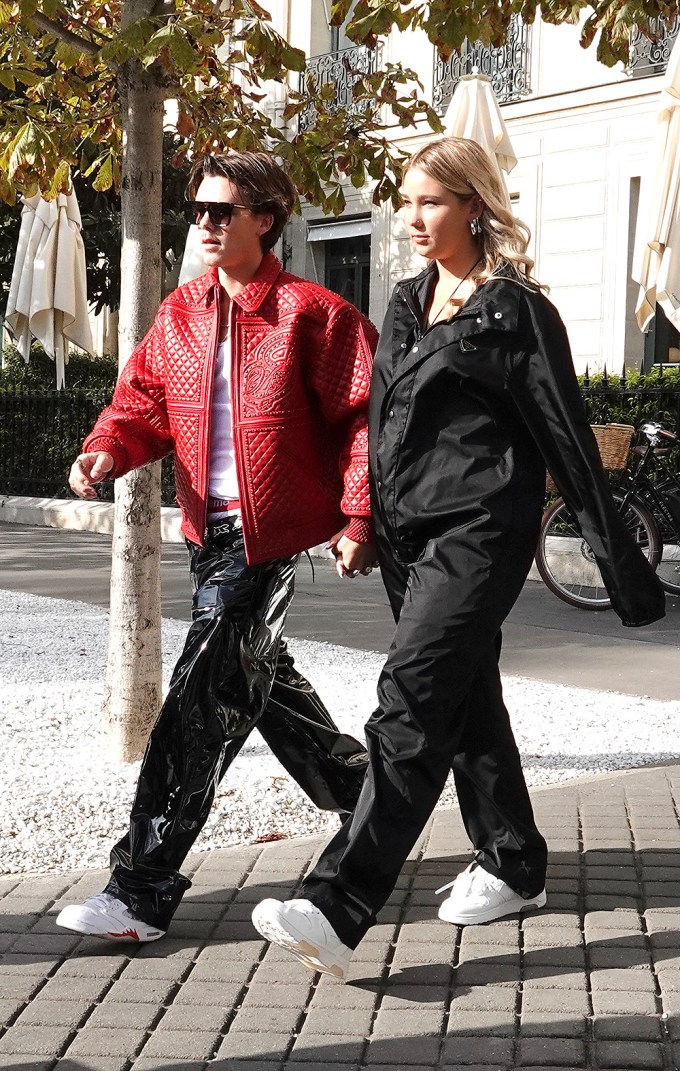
[1, 522, 678, 700]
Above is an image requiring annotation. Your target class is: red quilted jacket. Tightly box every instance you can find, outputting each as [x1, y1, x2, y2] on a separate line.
[83, 253, 378, 563]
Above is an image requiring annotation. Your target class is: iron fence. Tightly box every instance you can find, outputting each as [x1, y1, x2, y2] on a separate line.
[1, 377, 679, 505]
[433, 15, 532, 113]
[298, 44, 381, 133]
[628, 15, 680, 77]
[580, 368, 680, 451]
[0, 385, 176, 504]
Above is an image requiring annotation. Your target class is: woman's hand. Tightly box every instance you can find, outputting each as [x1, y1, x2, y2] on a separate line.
[328, 527, 379, 579]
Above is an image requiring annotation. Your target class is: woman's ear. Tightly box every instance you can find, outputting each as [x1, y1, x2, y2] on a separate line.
[469, 196, 484, 222]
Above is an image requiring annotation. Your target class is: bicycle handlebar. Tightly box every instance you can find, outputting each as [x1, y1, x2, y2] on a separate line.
[639, 422, 678, 446]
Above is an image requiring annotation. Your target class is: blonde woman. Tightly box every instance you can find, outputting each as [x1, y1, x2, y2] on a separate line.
[252, 137, 664, 980]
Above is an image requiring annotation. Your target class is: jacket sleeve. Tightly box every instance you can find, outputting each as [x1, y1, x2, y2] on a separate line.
[309, 300, 378, 529]
[82, 318, 173, 478]
[507, 291, 665, 627]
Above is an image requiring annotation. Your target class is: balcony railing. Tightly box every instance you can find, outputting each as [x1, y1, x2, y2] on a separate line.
[628, 15, 680, 77]
[298, 45, 379, 133]
[433, 16, 532, 113]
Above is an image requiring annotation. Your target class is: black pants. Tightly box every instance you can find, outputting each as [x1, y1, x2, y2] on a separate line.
[302, 521, 548, 948]
[106, 517, 368, 930]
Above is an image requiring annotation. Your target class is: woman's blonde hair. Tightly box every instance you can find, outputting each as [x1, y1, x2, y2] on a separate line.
[404, 136, 543, 290]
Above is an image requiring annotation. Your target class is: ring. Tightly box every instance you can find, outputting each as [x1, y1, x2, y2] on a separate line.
[347, 569, 359, 578]
[364, 566, 373, 574]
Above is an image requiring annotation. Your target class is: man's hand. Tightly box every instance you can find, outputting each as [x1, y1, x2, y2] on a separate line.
[69, 452, 114, 499]
[328, 527, 379, 579]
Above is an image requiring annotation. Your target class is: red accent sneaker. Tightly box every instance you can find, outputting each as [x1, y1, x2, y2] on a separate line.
[56, 893, 165, 942]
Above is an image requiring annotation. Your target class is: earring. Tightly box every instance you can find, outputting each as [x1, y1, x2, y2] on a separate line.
[470, 216, 481, 237]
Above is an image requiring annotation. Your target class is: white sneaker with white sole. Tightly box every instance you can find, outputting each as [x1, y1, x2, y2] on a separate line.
[437, 862, 547, 925]
[251, 897, 352, 981]
[56, 892, 166, 942]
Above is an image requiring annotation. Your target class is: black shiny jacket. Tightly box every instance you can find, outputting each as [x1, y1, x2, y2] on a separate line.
[369, 262, 665, 627]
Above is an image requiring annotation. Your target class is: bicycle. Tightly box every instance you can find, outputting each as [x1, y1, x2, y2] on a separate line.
[535, 421, 680, 610]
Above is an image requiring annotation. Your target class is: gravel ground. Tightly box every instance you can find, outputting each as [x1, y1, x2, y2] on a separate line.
[1, 588, 679, 876]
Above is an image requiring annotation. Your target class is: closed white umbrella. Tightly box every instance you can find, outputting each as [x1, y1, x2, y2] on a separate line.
[6, 188, 93, 389]
[632, 34, 680, 331]
[442, 72, 517, 208]
[177, 224, 206, 286]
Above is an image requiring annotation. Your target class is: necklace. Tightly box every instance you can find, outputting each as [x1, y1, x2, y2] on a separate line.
[427, 256, 482, 326]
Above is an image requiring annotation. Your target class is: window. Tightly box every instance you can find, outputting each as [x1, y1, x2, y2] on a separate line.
[625, 178, 680, 370]
[307, 218, 372, 316]
[644, 306, 680, 369]
[325, 235, 371, 317]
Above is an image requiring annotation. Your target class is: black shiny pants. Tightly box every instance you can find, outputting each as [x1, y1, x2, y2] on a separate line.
[302, 522, 548, 948]
[106, 518, 368, 930]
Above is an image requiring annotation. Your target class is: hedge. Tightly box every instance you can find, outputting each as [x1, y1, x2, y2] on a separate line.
[2, 350, 679, 504]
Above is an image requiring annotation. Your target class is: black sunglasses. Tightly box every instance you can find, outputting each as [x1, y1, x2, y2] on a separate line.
[184, 200, 249, 227]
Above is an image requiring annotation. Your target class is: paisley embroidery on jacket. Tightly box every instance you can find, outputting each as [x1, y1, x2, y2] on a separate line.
[241, 323, 298, 417]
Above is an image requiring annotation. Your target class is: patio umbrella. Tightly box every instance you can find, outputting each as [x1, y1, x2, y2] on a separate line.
[5, 188, 93, 388]
[632, 33, 680, 330]
[442, 72, 517, 208]
[178, 224, 206, 286]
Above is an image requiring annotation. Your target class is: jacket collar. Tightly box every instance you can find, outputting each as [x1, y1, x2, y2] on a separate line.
[397, 261, 523, 338]
[190, 252, 283, 310]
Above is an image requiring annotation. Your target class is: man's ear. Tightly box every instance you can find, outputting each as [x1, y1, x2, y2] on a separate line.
[258, 213, 275, 238]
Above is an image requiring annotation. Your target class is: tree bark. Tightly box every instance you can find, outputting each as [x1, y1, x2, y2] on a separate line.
[103, 59, 165, 762]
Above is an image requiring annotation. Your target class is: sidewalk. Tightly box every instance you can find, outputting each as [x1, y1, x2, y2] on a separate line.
[3, 762, 680, 1070]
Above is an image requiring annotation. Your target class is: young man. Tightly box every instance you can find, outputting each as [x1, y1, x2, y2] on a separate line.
[57, 151, 377, 943]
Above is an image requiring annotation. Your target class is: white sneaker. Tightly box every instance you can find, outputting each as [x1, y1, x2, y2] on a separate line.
[56, 893, 166, 942]
[437, 862, 547, 925]
[251, 898, 352, 981]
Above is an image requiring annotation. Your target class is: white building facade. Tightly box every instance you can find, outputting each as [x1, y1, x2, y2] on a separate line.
[277, 4, 680, 375]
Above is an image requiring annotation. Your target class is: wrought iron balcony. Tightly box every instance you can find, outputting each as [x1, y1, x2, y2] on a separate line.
[433, 16, 532, 113]
[627, 15, 680, 77]
[298, 45, 380, 133]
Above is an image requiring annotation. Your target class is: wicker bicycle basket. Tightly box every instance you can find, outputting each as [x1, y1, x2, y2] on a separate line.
[545, 423, 635, 494]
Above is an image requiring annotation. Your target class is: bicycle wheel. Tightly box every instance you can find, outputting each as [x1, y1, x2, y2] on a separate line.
[535, 491, 661, 610]
[656, 530, 680, 595]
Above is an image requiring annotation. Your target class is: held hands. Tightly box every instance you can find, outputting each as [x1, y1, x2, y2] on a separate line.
[68, 452, 114, 499]
[327, 526, 379, 580]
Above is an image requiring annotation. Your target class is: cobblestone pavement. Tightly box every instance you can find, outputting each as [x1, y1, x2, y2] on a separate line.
[3, 763, 680, 1069]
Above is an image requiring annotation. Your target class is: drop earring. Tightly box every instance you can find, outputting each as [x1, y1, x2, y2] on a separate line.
[470, 216, 481, 237]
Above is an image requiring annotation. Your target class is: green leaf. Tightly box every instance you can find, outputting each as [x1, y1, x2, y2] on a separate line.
[13, 69, 43, 87]
[43, 157, 70, 199]
[92, 152, 113, 192]
[350, 164, 366, 189]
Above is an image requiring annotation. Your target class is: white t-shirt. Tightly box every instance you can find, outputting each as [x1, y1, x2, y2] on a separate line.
[208, 330, 239, 501]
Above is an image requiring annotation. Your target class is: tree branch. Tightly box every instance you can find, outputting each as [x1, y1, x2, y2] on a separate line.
[30, 12, 102, 59]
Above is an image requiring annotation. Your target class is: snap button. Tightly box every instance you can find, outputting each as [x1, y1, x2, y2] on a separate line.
[476, 317, 482, 324]
[400, 342, 407, 349]
[412, 346, 419, 353]
[494, 311, 503, 319]
[389, 410, 394, 418]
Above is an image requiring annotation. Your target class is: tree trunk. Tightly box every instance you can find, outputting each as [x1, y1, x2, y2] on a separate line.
[103, 58, 165, 762]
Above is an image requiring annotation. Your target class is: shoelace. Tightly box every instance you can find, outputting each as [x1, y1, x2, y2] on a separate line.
[435, 880, 456, 896]
[89, 893, 117, 911]
[435, 867, 475, 897]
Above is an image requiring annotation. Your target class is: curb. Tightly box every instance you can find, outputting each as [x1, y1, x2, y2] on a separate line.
[0, 494, 184, 542]
[0, 495, 335, 559]
[0, 495, 545, 574]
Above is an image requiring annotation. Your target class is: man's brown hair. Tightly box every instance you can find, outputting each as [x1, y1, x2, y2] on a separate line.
[186, 151, 297, 252]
